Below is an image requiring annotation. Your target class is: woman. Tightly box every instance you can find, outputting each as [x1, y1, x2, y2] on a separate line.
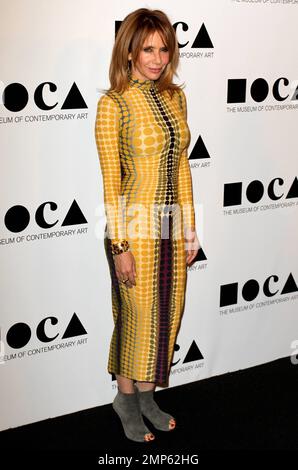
[95, 8, 200, 443]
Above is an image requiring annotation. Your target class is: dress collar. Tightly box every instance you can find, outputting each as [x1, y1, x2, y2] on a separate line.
[128, 70, 157, 91]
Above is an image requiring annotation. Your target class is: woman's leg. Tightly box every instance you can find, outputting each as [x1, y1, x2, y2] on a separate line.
[116, 375, 156, 392]
[113, 374, 155, 442]
[134, 381, 176, 431]
[135, 381, 156, 391]
[115, 374, 135, 393]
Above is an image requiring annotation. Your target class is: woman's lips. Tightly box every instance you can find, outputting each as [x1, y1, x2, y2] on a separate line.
[148, 68, 161, 73]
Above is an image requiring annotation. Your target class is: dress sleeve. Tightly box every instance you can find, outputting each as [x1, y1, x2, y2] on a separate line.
[177, 89, 196, 237]
[95, 94, 130, 255]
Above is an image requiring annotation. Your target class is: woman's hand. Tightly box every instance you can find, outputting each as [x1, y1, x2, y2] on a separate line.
[184, 227, 200, 266]
[113, 251, 137, 288]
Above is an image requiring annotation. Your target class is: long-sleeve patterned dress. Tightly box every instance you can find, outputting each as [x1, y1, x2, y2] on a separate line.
[95, 73, 195, 386]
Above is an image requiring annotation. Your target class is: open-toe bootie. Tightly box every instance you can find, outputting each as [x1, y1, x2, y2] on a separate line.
[134, 384, 176, 432]
[112, 387, 155, 442]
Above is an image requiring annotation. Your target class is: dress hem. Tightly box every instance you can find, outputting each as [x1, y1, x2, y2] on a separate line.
[108, 369, 170, 387]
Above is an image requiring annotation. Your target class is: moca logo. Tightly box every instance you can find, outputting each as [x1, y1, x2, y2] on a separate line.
[4, 199, 87, 233]
[2, 82, 87, 112]
[3, 313, 87, 349]
[220, 273, 298, 307]
[227, 77, 298, 104]
[115, 21, 213, 49]
[223, 177, 298, 206]
[172, 340, 204, 366]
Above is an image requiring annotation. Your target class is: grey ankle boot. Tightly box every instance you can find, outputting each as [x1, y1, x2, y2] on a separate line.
[112, 387, 155, 442]
[134, 384, 176, 432]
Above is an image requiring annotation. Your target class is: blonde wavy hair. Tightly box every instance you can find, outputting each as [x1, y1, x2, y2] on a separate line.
[102, 8, 184, 98]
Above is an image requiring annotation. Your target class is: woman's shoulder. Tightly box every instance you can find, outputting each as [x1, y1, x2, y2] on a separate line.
[176, 86, 186, 102]
[97, 91, 121, 113]
[98, 90, 119, 103]
[172, 86, 187, 115]
[176, 86, 186, 97]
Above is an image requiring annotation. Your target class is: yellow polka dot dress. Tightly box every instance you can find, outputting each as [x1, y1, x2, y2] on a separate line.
[95, 72, 195, 386]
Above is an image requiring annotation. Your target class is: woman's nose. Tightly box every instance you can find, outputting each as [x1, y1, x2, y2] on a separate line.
[153, 52, 162, 65]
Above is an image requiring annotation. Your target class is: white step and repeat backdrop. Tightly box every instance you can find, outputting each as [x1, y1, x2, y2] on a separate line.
[1, 0, 298, 431]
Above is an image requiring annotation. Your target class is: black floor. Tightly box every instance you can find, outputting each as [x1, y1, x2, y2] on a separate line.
[1, 355, 297, 464]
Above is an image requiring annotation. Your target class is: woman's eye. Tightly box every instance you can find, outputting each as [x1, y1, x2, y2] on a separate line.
[144, 48, 168, 52]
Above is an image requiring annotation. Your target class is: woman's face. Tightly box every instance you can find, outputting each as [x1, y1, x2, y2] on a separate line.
[128, 30, 170, 81]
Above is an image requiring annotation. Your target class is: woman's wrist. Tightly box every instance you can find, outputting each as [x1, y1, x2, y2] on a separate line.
[111, 239, 130, 255]
[184, 226, 196, 240]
